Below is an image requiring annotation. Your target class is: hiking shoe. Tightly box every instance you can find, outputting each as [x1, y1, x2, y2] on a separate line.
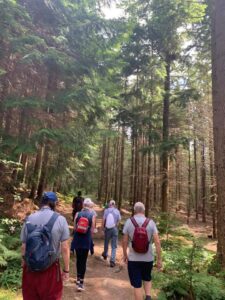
[145, 296, 152, 300]
[77, 283, 85, 291]
[110, 261, 116, 268]
[101, 252, 107, 260]
[75, 279, 80, 286]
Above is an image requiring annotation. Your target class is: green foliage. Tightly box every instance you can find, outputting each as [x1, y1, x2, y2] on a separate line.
[158, 274, 225, 300]
[0, 219, 22, 290]
[154, 222, 225, 300]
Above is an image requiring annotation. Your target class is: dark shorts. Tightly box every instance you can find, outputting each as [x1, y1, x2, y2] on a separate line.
[128, 261, 153, 288]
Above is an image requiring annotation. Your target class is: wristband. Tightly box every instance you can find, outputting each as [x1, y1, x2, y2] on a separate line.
[63, 269, 69, 273]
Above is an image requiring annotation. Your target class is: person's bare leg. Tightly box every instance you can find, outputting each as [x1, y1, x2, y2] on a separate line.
[143, 281, 152, 299]
[134, 287, 143, 300]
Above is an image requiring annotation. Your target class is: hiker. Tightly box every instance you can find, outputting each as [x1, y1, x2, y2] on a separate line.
[71, 198, 96, 291]
[102, 199, 121, 267]
[122, 202, 162, 300]
[20, 191, 70, 300]
[72, 191, 84, 221]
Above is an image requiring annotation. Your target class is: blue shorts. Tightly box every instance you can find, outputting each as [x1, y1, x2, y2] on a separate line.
[128, 261, 153, 288]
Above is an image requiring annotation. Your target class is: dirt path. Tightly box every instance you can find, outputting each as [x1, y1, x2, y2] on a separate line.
[57, 202, 217, 300]
[59, 204, 158, 300]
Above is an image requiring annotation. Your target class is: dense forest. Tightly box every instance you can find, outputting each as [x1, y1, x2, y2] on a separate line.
[1, 0, 225, 299]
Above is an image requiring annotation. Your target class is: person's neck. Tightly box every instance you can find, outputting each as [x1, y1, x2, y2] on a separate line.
[41, 205, 52, 210]
[135, 213, 145, 217]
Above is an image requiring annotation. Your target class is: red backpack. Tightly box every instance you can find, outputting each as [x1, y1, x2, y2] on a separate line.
[76, 217, 89, 234]
[131, 217, 150, 253]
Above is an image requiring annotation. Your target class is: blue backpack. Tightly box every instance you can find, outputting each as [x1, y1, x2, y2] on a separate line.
[24, 212, 59, 271]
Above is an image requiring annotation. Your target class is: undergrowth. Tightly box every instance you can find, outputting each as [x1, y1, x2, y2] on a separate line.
[0, 218, 22, 290]
[153, 213, 225, 300]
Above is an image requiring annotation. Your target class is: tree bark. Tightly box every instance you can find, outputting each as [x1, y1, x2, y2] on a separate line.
[129, 134, 135, 205]
[114, 136, 120, 202]
[98, 138, 106, 202]
[153, 147, 157, 206]
[161, 59, 171, 212]
[37, 143, 49, 201]
[187, 142, 191, 224]
[201, 140, 206, 223]
[118, 127, 125, 210]
[193, 139, 199, 220]
[29, 146, 44, 199]
[104, 138, 110, 203]
[211, 0, 225, 265]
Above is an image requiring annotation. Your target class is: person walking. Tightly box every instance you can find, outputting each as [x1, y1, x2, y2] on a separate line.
[71, 198, 96, 291]
[72, 191, 84, 221]
[102, 200, 121, 267]
[21, 192, 70, 300]
[122, 202, 162, 300]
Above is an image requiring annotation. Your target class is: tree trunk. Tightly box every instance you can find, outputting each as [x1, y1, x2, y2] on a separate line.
[193, 139, 199, 220]
[114, 136, 120, 202]
[209, 137, 217, 239]
[129, 135, 135, 205]
[139, 134, 145, 203]
[37, 143, 49, 201]
[153, 148, 157, 206]
[98, 138, 106, 202]
[201, 140, 206, 223]
[187, 142, 191, 224]
[110, 137, 117, 198]
[104, 138, 110, 203]
[29, 146, 44, 199]
[161, 59, 171, 212]
[118, 127, 125, 210]
[133, 133, 139, 205]
[211, 0, 225, 265]
[146, 124, 152, 216]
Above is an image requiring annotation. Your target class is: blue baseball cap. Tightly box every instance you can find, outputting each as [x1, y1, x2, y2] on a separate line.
[42, 192, 58, 202]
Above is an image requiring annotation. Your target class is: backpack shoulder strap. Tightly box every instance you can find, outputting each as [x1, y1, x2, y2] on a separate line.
[46, 212, 59, 232]
[142, 218, 150, 228]
[130, 217, 139, 228]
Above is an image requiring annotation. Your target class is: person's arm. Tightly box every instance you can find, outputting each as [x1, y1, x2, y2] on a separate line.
[91, 215, 96, 233]
[102, 210, 106, 229]
[61, 239, 70, 279]
[117, 211, 121, 226]
[122, 234, 129, 263]
[153, 233, 162, 270]
[21, 243, 26, 267]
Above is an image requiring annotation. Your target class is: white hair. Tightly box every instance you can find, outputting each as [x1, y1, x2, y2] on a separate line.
[83, 198, 92, 208]
[109, 200, 116, 207]
[134, 202, 145, 213]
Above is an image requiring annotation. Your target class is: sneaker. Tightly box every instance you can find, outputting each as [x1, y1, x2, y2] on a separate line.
[102, 252, 107, 260]
[110, 261, 116, 268]
[77, 283, 85, 291]
[75, 279, 80, 286]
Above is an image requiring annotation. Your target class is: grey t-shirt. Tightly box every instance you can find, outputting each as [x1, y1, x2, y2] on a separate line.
[123, 215, 158, 262]
[20, 207, 70, 257]
[103, 207, 121, 225]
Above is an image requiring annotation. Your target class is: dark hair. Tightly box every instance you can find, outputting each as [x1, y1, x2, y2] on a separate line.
[41, 197, 56, 211]
[78, 191, 82, 197]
